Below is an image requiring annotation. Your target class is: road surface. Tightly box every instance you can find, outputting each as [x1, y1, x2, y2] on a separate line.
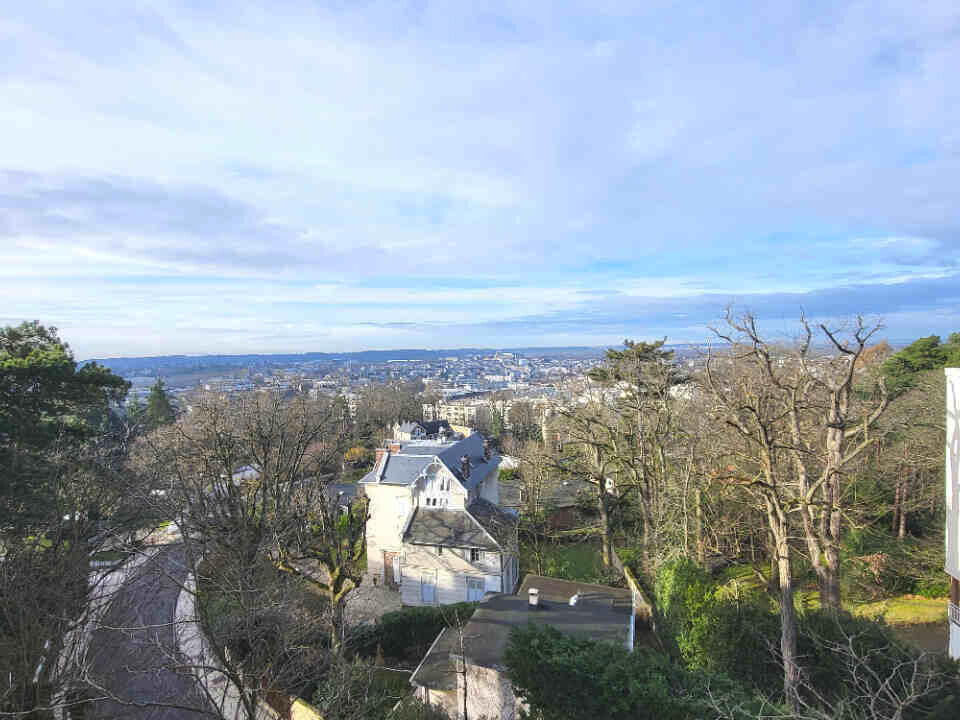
[85, 544, 212, 719]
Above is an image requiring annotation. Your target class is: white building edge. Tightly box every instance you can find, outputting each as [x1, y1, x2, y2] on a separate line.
[944, 368, 960, 659]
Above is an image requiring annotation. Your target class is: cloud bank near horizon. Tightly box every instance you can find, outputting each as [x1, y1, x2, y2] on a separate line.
[1, 1, 958, 357]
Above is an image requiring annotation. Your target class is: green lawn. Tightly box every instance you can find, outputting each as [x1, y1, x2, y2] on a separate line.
[519, 540, 612, 584]
[852, 595, 947, 625]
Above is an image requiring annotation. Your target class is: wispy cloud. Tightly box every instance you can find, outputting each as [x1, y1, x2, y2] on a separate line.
[1, 1, 958, 356]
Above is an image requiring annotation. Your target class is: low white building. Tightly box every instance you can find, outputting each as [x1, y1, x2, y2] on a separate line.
[945, 368, 960, 658]
[360, 433, 519, 606]
[410, 575, 636, 720]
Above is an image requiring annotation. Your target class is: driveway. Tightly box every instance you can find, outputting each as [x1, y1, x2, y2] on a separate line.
[85, 544, 213, 719]
[344, 582, 402, 626]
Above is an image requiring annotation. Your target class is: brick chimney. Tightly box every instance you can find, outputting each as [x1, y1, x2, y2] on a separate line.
[375, 447, 388, 465]
[389, 442, 402, 454]
[460, 454, 470, 479]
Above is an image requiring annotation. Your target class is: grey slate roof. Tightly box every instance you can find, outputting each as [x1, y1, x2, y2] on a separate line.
[324, 483, 360, 505]
[499, 477, 584, 510]
[403, 507, 501, 551]
[396, 421, 423, 434]
[468, 498, 518, 552]
[410, 575, 632, 691]
[358, 433, 497, 491]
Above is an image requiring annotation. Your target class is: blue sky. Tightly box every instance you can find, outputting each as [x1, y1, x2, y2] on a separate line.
[2, 1, 959, 358]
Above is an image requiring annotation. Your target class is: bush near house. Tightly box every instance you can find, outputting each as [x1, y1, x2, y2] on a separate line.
[504, 623, 765, 720]
[311, 659, 413, 720]
[349, 603, 477, 664]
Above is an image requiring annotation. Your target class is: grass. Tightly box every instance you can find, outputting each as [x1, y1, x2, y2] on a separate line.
[519, 539, 613, 584]
[715, 563, 947, 626]
[852, 595, 947, 625]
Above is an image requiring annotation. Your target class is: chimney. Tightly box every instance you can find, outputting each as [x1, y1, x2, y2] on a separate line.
[528, 588, 539, 610]
[375, 447, 388, 465]
[389, 442, 402, 454]
[460, 454, 470, 479]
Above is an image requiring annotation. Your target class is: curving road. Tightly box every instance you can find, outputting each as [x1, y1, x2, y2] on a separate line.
[85, 544, 213, 719]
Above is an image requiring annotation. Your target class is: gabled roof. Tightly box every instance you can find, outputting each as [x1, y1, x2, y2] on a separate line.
[403, 507, 501, 551]
[395, 421, 424, 433]
[467, 498, 518, 552]
[358, 433, 498, 491]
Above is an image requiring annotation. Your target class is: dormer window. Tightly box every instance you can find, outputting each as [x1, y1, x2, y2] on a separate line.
[470, 548, 482, 562]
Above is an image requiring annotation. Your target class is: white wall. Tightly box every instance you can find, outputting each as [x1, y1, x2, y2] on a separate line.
[945, 369, 960, 579]
[365, 484, 412, 581]
[479, 459, 501, 505]
[414, 462, 466, 510]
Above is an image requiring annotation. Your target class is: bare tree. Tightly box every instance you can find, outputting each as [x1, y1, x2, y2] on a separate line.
[556, 398, 620, 567]
[135, 390, 342, 568]
[272, 494, 369, 654]
[704, 329, 802, 704]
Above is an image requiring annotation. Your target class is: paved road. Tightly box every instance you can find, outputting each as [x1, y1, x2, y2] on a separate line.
[86, 544, 212, 719]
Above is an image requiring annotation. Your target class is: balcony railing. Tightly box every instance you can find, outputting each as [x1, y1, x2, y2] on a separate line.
[949, 601, 960, 627]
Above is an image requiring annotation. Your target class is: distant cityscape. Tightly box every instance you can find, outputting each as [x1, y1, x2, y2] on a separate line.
[92, 346, 611, 406]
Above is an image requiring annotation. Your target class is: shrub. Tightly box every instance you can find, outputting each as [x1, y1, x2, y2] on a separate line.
[504, 623, 766, 720]
[311, 659, 413, 720]
[350, 603, 477, 662]
[916, 577, 950, 599]
[654, 557, 781, 692]
[840, 526, 948, 601]
[798, 611, 960, 719]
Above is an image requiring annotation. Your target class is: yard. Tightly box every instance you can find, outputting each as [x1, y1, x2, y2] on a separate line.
[518, 538, 619, 585]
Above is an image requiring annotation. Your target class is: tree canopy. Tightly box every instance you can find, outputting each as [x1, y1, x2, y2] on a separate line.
[0, 321, 129, 534]
[880, 333, 960, 396]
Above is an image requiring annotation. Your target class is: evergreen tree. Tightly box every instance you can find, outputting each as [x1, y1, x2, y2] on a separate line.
[880, 333, 960, 397]
[144, 378, 176, 430]
[0, 321, 129, 533]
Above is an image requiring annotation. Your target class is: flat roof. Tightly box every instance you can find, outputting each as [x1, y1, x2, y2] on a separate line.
[410, 575, 631, 691]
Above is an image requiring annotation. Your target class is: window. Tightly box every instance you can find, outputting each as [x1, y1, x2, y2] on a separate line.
[421, 573, 436, 604]
[470, 548, 482, 562]
[467, 577, 484, 602]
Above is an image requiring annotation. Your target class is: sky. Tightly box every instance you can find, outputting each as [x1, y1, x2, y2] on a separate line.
[2, 1, 959, 359]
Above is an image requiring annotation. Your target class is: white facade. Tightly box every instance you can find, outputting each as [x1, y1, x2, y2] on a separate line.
[945, 369, 960, 659]
[362, 438, 518, 607]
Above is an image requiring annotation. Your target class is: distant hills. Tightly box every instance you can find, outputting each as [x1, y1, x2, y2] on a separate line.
[83, 346, 616, 375]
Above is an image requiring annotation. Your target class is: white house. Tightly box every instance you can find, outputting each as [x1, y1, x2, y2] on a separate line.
[945, 368, 960, 659]
[393, 421, 427, 441]
[360, 433, 519, 606]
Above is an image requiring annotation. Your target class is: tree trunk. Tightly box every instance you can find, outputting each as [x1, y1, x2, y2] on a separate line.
[694, 487, 704, 566]
[598, 486, 613, 567]
[892, 474, 901, 533]
[774, 528, 800, 706]
[898, 472, 908, 540]
[822, 473, 843, 610]
[331, 597, 345, 654]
